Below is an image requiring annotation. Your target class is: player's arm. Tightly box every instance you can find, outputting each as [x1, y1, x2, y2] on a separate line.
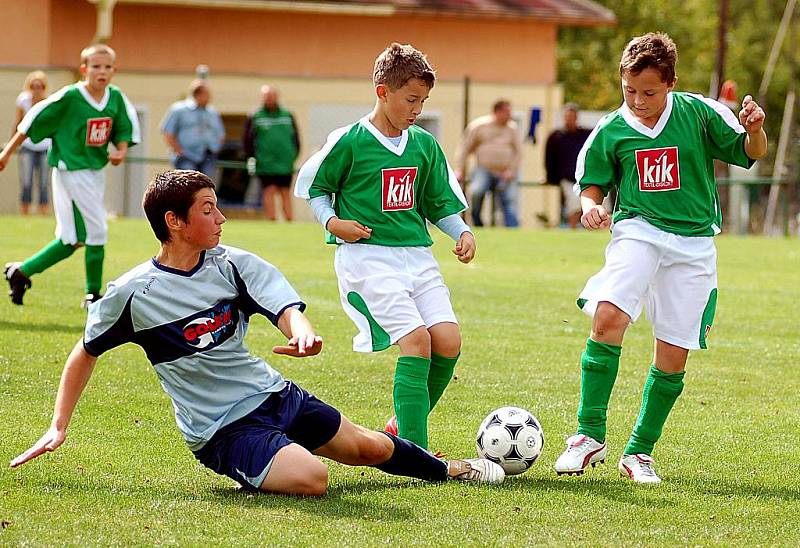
[579, 185, 610, 230]
[108, 141, 129, 166]
[273, 307, 323, 357]
[10, 340, 98, 468]
[739, 95, 767, 160]
[0, 131, 28, 171]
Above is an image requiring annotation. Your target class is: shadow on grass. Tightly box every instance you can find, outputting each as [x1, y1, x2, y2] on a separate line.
[671, 476, 800, 502]
[0, 320, 84, 334]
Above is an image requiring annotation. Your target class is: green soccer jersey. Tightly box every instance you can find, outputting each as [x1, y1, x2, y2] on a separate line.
[576, 92, 754, 236]
[251, 107, 298, 175]
[296, 117, 467, 246]
[18, 82, 140, 171]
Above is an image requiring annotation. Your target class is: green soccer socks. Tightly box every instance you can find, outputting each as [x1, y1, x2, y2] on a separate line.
[577, 338, 621, 443]
[84, 245, 104, 295]
[624, 365, 685, 456]
[428, 352, 458, 412]
[20, 239, 76, 276]
[394, 355, 431, 449]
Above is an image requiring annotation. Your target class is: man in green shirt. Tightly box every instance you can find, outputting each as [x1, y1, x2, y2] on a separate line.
[243, 85, 300, 221]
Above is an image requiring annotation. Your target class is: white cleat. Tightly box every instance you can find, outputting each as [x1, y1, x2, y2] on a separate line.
[618, 453, 662, 485]
[554, 434, 607, 476]
[448, 458, 505, 484]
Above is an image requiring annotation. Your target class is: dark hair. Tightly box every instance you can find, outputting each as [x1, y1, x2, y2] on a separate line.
[619, 32, 677, 84]
[373, 43, 435, 91]
[142, 170, 215, 243]
[493, 99, 511, 112]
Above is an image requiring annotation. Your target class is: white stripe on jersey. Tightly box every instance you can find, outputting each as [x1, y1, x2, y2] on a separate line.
[119, 90, 142, 144]
[687, 93, 746, 134]
[574, 111, 616, 185]
[17, 84, 72, 134]
[294, 123, 354, 199]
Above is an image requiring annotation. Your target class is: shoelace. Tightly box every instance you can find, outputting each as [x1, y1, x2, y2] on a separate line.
[637, 458, 657, 477]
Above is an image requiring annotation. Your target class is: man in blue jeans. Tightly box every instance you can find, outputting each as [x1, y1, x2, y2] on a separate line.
[161, 79, 225, 179]
[455, 99, 522, 227]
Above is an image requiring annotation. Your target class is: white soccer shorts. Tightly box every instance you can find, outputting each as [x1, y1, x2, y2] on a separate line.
[334, 243, 458, 353]
[52, 168, 108, 246]
[578, 217, 718, 350]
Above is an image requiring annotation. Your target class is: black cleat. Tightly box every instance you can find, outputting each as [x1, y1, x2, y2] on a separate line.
[82, 292, 103, 309]
[5, 262, 32, 305]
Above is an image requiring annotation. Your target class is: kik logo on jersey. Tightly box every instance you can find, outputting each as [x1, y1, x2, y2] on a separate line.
[86, 117, 113, 147]
[183, 303, 235, 350]
[635, 147, 680, 192]
[381, 167, 417, 211]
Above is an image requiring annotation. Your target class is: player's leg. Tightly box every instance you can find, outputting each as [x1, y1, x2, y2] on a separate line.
[260, 177, 277, 220]
[557, 221, 660, 474]
[620, 235, 715, 483]
[427, 322, 460, 412]
[469, 167, 491, 227]
[279, 186, 293, 221]
[313, 415, 504, 484]
[395, 327, 432, 448]
[259, 444, 329, 496]
[35, 151, 49, 215]
[69, 170, 108, 304]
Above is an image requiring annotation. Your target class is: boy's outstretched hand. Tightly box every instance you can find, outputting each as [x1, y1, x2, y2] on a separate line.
[739, 95, 765, 134]
[327, 218, 372, 243]
[273, 334, 323, 357]
[10, 426, 65, 468]
[108, 149, 127, 166]
[453, 231, 476, 263]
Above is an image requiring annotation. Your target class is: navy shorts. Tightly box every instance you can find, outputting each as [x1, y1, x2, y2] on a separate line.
[192, 381, 342, 490]
[259, 174, 293, 188]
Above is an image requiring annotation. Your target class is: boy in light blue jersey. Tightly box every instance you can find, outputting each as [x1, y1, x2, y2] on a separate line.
[295, 43, 475, 450]
[553, 33, 767, 484]
[9, 170, 504, 495]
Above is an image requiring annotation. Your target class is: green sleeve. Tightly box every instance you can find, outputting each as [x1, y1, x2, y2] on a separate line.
[21, 89, 70, 144]
[703, 101, 754, 169]
[308, 132, 353, 198]
[419, 139, 467, 223]
[577, 125, 617, 196]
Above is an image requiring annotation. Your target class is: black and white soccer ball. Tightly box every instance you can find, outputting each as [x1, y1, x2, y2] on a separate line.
[476, 406, 544, 475]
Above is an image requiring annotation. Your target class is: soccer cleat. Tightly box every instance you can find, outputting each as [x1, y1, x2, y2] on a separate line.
[554, 434, 607, 476]
[618, 453, 662, 484]
[385, 415, 398, 436]
[447, 458, 505, 484]
[5, 262, 32, 305]
[82, 292, 103, 309]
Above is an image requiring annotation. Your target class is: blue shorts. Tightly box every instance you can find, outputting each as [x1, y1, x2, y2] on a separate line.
[192, 381, 342, 490]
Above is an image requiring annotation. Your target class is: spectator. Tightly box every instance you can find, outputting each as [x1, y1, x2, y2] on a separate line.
[455, 100, 522, 227]
[161, 79, 224, 179]
[243, 85, 300, 221]
[544, 103, 593, 228]
[12, 71, 51, 215]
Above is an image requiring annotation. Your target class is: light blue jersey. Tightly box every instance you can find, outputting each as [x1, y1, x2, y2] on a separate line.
[83, 246, 304, 450]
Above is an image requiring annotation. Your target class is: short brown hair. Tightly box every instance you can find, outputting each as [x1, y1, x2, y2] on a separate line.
[493, 99, 511, 112]
[373, 43, 435, 91]
[619, 33, 677, 84]
[80, 44, 116, 65]
[143, 170, 215, 243]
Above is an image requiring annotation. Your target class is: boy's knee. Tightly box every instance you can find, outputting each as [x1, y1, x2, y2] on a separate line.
[263, 460, 329, 497]
[593, 303, 629, 335]
[430, 325, 461, 357]
[399, 327, 431, 356]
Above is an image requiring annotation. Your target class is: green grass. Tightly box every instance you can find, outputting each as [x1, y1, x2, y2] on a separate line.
[1, 215, 798, 546]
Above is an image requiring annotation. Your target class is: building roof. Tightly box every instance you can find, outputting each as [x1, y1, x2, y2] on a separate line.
[118, 0, 616, 26]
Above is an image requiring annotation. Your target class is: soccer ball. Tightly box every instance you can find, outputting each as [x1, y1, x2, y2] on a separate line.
[476, 406, 544, 475]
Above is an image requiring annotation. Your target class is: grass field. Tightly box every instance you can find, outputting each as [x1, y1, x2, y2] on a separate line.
[1, 214, 798, 546]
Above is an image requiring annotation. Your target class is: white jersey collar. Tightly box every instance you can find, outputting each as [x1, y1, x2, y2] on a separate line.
[77, 81, 110, 111]
[620, 92, 673, 139]
[360, 116, 408, 156]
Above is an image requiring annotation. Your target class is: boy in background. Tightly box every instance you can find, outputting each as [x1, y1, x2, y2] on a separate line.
[9, 170, 504, 494]
[0, 44, 140, 307]
[295, 43, 474, 450]
[553, 33, 767, 484]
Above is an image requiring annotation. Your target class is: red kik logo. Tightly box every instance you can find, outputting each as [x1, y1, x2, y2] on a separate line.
[382, 167, 417, 211]
[86, 117, 113, 147]
[635, 147, 680, 191]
